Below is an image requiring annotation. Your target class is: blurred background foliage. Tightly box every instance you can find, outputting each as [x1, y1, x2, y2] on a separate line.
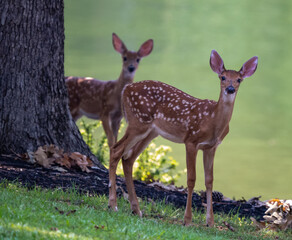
[64, 0, 292, 200]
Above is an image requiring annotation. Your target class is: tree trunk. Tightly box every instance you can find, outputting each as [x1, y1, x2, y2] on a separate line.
[0, 0, 104, 169]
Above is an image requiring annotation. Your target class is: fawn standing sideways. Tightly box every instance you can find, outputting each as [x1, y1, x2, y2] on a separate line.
[65, 33, 153, 147]
[108, 50, 258, 226]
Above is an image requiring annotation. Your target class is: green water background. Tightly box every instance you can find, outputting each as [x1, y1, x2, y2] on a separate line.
[64, 0, 292, 200]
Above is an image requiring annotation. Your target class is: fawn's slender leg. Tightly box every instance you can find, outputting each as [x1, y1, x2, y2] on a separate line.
[108, 128, 133, 211]
[102, 117, 115, 148]
[184, 143, 198, 226]
[108, 125, 152, 211]
[108, 147, 122, 211]
[122, 131, 158, 216]
[111, 112, 122, 143]
[203, 147, 216, 227]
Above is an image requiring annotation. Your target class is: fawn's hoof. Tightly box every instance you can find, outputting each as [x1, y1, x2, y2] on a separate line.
[132, 209, 142, 217]
[108, 199, 118, 212]
[206, 220, 215, 227]
[183, 217, 192, 226]
[108, 205, 118, 211]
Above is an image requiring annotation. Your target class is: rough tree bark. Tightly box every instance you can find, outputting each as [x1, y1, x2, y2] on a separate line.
[0, 0, 104, 169]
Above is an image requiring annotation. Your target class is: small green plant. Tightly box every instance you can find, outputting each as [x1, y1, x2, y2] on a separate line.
[96, 134, 109, 164]
[78, 119, 184, 184]
[78, 119, 108, 164]
[132, 142, 182, 184]
[78, 119, 100, 154]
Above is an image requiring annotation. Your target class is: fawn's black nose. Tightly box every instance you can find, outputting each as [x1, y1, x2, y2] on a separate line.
[226, 86, 235, 94]
[128, 65, 135, 73]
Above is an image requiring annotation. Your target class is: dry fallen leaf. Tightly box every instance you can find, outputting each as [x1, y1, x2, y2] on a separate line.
[55, 207, 64, 215]
[223, 221, 235, 232]
[216, 225, 227, 231]
[55, 207, 76, 216]
[94, 225, 105, 230]
[66, 210, 76, 216]
[70, 152, 91, 172]
[29, 145, 93, 172]
[86, 157, 94, 167]
[34, 146, 54, 168]
[46, 144, 56, 154]
[55, 153, 71, 169]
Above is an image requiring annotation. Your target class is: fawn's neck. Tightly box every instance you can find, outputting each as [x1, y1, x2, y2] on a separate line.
[213, 90, 236, 134]
[116, 70, 135, 91]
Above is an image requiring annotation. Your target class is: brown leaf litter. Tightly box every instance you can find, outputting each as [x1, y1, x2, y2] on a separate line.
[27, 145, 93, 172]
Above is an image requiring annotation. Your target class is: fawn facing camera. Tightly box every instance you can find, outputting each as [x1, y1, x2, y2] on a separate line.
[108, 50, 258, 227]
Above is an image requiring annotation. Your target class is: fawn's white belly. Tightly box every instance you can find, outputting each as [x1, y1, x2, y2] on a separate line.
[153, 125, 184, 143]
[80, 109, 100, 120]
[197, 138, 222, 150]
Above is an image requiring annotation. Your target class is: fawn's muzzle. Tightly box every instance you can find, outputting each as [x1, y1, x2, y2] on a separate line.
[128, 65, 135, 73]
[226, 86, 235, 94]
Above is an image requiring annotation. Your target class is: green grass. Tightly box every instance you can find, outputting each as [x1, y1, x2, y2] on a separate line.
[0, 182, 290, 240]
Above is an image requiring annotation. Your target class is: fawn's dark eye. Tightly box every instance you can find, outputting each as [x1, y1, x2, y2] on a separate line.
[123, 57, 127, 62]
[221, 76, 226, 81]
[136, 58, 140, 63]
[237, 78, 241, 83]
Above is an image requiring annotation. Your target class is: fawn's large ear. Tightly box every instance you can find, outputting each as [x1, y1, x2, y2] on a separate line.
[112, 33, 128, 54]
[138, 39, 153, 58]
[210, 50, 225, 74]
[239, 56, 258, 78]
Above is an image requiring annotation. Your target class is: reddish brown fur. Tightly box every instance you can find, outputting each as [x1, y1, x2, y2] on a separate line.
[108, 50, 258, 227]
[122, 81, 218, 144]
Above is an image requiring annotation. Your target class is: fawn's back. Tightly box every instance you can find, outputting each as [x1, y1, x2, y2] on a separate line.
[122, 80, 217, 144]
[66, 76, 118, 120]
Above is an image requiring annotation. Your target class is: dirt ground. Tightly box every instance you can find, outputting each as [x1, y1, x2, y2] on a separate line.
[0, 156, 267, 220]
